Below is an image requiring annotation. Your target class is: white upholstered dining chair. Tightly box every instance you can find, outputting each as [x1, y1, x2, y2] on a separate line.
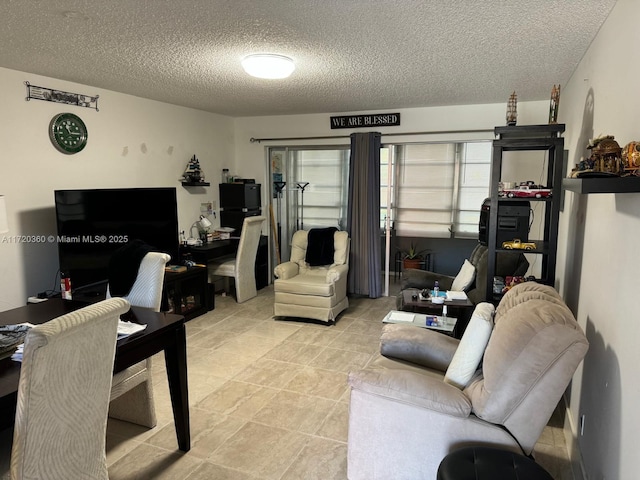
[106, 251, 170, 427]
[208, 216, 265, 303]
[10, 298, 130, 480]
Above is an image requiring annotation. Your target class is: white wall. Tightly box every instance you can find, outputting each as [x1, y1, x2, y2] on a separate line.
[233, 101, 548, 276]
[0, 67, 234, 311]
[233, 101, 549, 178]
[557, 0, 640, 478]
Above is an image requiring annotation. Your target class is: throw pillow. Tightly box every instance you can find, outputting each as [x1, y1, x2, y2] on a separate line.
[451, 259, 476, 291]
[444, 302, 495, 389]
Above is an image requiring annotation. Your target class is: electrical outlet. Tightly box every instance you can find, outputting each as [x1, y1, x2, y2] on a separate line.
[580, 414, 586, 436]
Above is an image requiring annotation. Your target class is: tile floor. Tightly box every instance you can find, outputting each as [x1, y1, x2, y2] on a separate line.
[103, 285, 575, 479]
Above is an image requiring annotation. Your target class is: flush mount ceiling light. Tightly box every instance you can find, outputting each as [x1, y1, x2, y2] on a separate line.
[241, 54, 295, 79]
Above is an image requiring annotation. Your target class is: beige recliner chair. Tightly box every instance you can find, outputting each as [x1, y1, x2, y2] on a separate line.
[273, 229, 349, 324]
[347, 282, 589, 480]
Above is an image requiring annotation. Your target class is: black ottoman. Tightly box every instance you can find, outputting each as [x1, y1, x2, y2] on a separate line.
[437, 446, 554, 480]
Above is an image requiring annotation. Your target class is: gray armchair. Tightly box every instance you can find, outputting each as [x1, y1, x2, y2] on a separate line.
[348, 282, 588, 480]
[398, 243, 529, 306]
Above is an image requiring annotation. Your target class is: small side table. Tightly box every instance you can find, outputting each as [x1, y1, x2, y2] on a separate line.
[394, 251, 432, 281]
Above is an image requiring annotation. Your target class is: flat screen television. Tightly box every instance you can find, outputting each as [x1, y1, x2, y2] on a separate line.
[54, 187, 179, 296]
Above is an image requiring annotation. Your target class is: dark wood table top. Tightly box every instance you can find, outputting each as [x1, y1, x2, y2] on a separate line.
[0, 298, 184, 399]
[401, 289, 474, 310]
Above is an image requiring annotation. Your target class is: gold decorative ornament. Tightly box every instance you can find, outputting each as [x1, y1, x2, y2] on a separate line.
[506, 91, 517, 126]
[588, 135, 623, 175]
[549, 85, 560, 124]
[622, 141, 640, 172]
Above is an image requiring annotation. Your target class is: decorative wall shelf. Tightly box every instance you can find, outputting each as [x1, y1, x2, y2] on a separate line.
[562, 176, 640, 194]
[181, 181, 210, 187]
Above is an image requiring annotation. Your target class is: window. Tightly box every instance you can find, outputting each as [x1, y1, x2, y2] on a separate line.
[269, 140, 490, 255]
[389, 141, 491, 238]
[288, 148, 350, 230]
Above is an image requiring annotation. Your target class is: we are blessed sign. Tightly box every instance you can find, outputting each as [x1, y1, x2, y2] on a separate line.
[330, 113, 400, 129]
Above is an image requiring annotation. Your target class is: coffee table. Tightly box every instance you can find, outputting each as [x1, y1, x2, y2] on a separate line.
[383, 310, 457, 336]
[399, 289, 475, 338]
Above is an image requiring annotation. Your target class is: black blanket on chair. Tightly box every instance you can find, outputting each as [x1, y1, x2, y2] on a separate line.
[305, 227, 338, 266]
[108, 239, 153, 296]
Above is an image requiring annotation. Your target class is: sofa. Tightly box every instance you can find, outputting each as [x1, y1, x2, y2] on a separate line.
[397, 242, 529, 307]
[348, 282, 588, 480]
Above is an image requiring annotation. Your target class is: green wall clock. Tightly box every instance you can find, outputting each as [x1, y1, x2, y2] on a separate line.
[49, 113, 88, 154]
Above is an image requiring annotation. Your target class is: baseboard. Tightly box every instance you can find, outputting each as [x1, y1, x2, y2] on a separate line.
[562, 396, 587, 480]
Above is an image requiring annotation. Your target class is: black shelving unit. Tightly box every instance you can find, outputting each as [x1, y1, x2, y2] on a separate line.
[486, 124, 565, 302]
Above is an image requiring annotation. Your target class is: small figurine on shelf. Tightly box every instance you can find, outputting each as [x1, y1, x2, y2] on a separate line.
[549, 84, 561, 124]
[182, 155, 205, 183]
[506, 91, 517, 126]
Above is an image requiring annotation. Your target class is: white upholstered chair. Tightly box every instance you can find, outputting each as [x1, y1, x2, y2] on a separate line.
[106, 251, 170, 427]
[273, 229, 350, 324]
[208, 216, 265, 303]
[10, 298, 130, 480]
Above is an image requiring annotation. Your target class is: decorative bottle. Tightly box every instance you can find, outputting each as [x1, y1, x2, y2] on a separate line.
[60, 272, 72, 300]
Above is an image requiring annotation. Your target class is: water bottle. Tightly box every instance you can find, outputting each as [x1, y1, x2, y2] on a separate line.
[433, 280, 439, 298]
[442, 305, 448, 325]
[221, 168, 229, 184]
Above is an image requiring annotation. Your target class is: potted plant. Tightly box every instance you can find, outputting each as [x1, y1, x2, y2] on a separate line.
[400, 242, 428, 269]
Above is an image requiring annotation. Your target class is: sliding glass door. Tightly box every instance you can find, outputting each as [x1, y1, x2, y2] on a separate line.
[268, 147, 350, 263]
[266, 140, 489, 294]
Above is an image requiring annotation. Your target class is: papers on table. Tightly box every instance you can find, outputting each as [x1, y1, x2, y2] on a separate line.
[1, 323, 34, 362]
[8, 320, 145, 363]
[117, 319, 147, 339]
[386, 311, 417, 323]
[11, 344, 24, 362]
[446, 291, 468, 301]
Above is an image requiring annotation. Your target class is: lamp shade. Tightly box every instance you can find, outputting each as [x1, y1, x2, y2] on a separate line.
[0, 196, 8, 233]
[198, 215, 212, 230]
[241, 54, 295, 79]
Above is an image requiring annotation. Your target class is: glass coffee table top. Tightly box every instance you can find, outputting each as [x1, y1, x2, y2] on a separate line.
[382, 310, 456, 334]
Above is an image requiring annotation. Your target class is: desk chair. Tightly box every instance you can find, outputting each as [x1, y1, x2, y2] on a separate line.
[208, 216, 265, 303]
[107, 251, 170, 427]
[10, 298, 130, 480]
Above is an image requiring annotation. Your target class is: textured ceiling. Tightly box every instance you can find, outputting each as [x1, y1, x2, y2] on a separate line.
[0, 0, 617, 117]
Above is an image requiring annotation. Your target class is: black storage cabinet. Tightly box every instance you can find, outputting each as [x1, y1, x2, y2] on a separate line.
[219, 183, 262, 233]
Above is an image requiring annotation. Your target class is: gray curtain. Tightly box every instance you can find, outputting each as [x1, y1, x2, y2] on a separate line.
[347, 132, 382, 298]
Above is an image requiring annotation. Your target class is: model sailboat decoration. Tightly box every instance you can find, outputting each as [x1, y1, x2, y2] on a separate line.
[182, 155, 205, 183]
[506, 91, 518, 126]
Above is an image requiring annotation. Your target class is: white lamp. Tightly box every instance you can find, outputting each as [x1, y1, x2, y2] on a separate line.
[241, 54, 295, 79]
[0, 196, 8, 234]
[198, 215, 212, 231]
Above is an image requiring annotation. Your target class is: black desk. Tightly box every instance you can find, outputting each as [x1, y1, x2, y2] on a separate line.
[187, 239, 236, 264]
[187, 236, 269, 290]
[0, 299, 191, 452]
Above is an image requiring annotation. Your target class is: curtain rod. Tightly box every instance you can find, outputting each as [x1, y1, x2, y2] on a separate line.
[249, 128, 494, 143]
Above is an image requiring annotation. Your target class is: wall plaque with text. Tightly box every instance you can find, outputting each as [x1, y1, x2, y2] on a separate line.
[330, 113, 400, 129]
